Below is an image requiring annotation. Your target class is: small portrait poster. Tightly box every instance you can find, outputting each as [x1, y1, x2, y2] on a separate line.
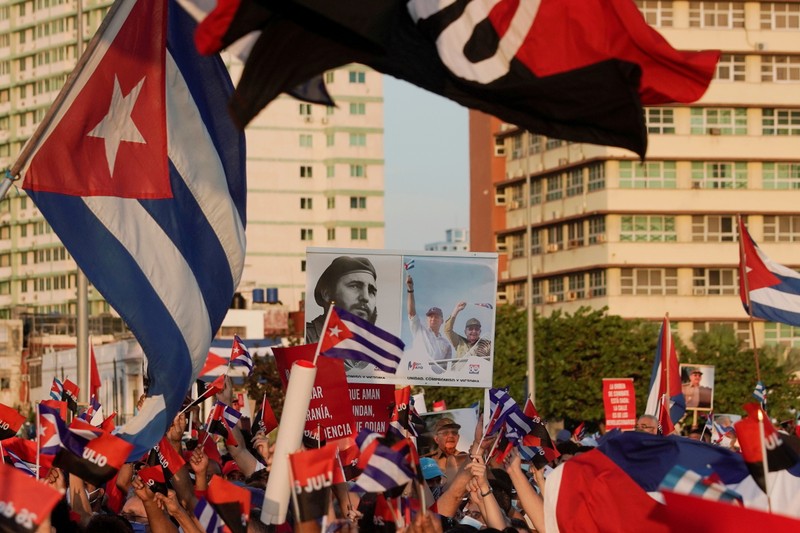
[679, 364, 715, 411]
[305, 248, 498, 388]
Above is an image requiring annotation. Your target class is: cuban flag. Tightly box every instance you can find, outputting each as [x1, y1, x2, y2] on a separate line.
[15, 0, 246, 459]
[644, 316, 685, 434]
[229, 335, 253, 373]
[320, 307, 405, 374]
[739, 218, 800, 326]
[194, 497, 224, 533]
[38, 402, 66, 456]
[752, 381, 767, 411]
[49, 377, 64, 402]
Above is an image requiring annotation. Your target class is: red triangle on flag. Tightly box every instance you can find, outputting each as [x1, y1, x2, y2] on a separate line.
[24, 0, 170, 199]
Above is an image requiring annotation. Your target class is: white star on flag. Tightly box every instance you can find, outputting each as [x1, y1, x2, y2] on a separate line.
[87, 75, 147, 177]
[327, 325, 342, 339]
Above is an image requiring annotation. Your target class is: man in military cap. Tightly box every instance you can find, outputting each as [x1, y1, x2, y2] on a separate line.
[306, 256, 378, 344]
[428, 417, 469, 473]
[682, 368, 712, 409]
[444, 301, 492, 359]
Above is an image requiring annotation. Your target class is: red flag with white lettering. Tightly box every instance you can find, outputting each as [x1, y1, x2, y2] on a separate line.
[0, 462, 63, 533]
[288, 444, 337, 522]
[0, 403, 26, 440]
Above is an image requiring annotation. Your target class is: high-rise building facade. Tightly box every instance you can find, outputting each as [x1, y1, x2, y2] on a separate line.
[0, 0, 384, 319]
[476, 1, 800, 347]
[424, 227, 470, 252]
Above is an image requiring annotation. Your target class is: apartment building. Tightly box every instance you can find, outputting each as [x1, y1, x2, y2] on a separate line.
[0, 0, 384, 320]
[477, 0, 800, 347]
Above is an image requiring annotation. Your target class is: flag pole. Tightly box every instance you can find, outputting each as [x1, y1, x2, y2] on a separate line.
[757, 408, 772, 512]
[312, 303, 336, 366]
[738, 215, 762, 383]
[35, 402, 41, 481]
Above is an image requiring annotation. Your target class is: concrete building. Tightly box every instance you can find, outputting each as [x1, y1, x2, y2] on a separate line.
[0, 319, 23, 408]
[424, 228, 470, 252]
[0, 0, 385, 321]
[476, 0, 800, 348]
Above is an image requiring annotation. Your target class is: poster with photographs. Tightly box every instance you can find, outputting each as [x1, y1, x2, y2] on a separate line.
[679, 363, 715, 411]
[305, 248, 498, 388]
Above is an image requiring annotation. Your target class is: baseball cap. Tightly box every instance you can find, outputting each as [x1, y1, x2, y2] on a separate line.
[222, 461, 241, 476]
[465, 318, 481, 328]
[556, 429, 572, 443]
[426, 307, 443, 317]
[420, 458, 445, 480]
[433, 417, 461, 433]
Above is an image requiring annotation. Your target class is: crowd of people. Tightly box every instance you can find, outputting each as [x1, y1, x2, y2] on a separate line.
[4, 371, 798, 533]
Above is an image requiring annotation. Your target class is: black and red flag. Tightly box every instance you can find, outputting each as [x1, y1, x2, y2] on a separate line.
[148, 435, 186, 482]
[0, 462, 63, 533]
[62, 379, 80, 414]
[194, 0, 718, 157]
[54, 418, 134, 486]
[0, 403, 25, 440]
[2, 437, 54, 478]
[252, 392, 278, 435]
[207, 401, 241, 447]
[137, 464, 169, 495]
[207, 475, 251, 533]
[288, 444, 338, 522]
[734, 402, 800, 492]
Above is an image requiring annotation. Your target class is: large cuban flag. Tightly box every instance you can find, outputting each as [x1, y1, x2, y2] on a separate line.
[16, 0, 246, 458]
[739, 218, 800, 327]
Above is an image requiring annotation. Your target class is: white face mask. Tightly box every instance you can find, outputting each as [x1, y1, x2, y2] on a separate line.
[460, 515, 483, 529]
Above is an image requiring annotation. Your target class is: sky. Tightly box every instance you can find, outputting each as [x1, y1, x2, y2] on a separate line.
[382, 76, 469, 251]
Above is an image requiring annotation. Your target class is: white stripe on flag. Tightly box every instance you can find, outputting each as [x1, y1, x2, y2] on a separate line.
[345, 319, 404, 356]
[749, 286, 800, 315]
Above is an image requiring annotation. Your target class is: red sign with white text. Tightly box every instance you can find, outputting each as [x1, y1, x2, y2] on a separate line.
[603, 378, 636, 430]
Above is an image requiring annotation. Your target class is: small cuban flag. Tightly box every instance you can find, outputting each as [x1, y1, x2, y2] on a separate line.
[752, 381, 767, 410]
[404, 259, 415, 271]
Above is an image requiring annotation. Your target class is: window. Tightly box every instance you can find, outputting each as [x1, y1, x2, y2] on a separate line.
[566, 169, 583, 197]
[349, 133, 366, 146]
[530, 230, 542, 255]
[568, 273, 585, 299]
[530, 180, 542, 205]
[326, 197, 336, 209]
[20, 279, 27, 293]
[588, 216, 606, 244]
[587, 164, 605, 192]
[620, 215, 676, 242]
[762, 163, 800, 189]
[299, 134, 312, 147]
[350, 196, 366, 209]
[299, 103, 312, 115]
[510, 135, 524, 159]
[764, 323, 800, 348]
[300, 165, 313, 178]
[589, 270, 606, 297]
[348, 71, 366, 83]
[300, 197, 313, 209]
[301, 260, 306, 272]
[327, 165, 335, 178]
[545, 175, 562, 201]
[568, 221, 584, 248]
[19, 224, 26, 237]
[646, 108, 676, 134]
[688, 2, 745, 29]
[716, 54, 746, 82]
[545, 138, 563, 150]
[529, 135, 543, 155]
[301, 228, 314, 241]
[636, 0, 673, 26]
[762, 109, 800, 136]
[325, 71, 335, 83]
[690, 108, 747, 135]
[761, 55, 800, 82]
[326, 133, 335, 146]
[691, 162, 747, 189]
[349, 102, 366, 115]
[326, 105, 335, 116]
[351, 227, 367, 240]
[761, 2, 800, 30]
[620, 268, 678, 295]
[619, 161, 677, 188]
[531, 280, 543, 305]
[763, 215, 800, 242]
[546, 225, 563, 251]
[691, 215, 736, 242]
[350, 164, 366, 177]
[692, 268, 737, 295]
[511, 234, 525, 259]
[547, 277, 564, 302]
[327, 228, 336, 240]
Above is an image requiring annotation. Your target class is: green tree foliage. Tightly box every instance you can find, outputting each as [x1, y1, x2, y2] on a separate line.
[682, 325, 800, 421]
[243, 340, 296, 421]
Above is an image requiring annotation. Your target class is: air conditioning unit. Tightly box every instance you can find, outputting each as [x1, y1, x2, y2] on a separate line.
[304, 116, 313, 123]
[545, 294, 558, 303]
[693, 288, 707, 296]
[567, 291, 578, 301]
[321, 117, 329, 124]
[495, 191, 507, 206]
[496, 237, 508, 252]
[547, 243, 560, 253]
[708, 127, 721, 135]
[494, 144, 506, 157]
